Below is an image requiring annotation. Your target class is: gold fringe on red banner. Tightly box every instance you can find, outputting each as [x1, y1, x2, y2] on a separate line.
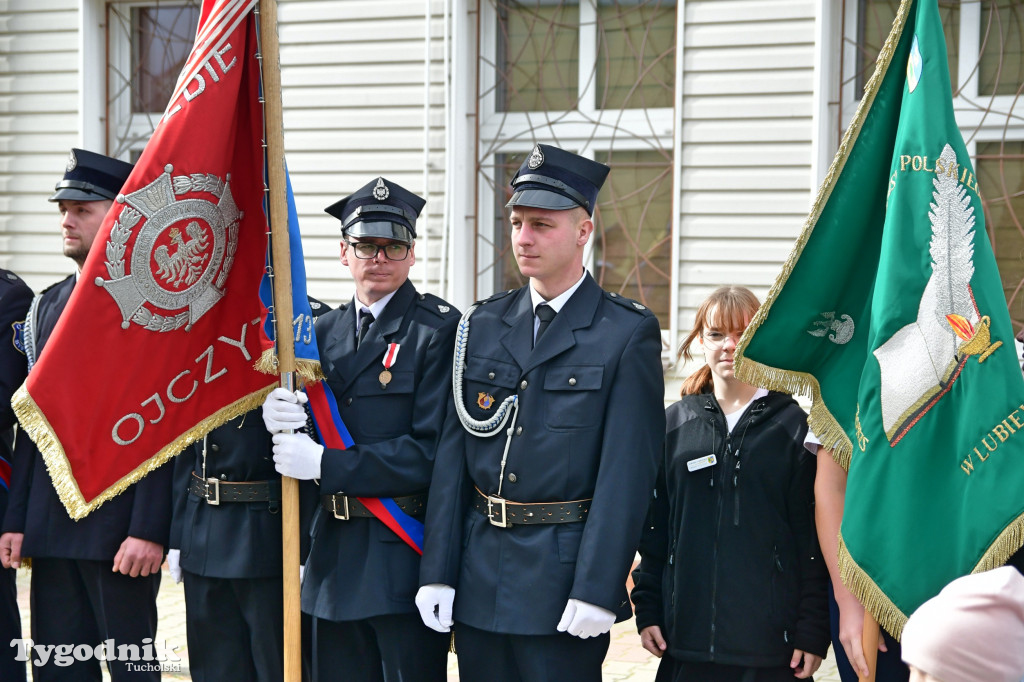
[255, 348, 324, 384]
[11, 382, 275, 521]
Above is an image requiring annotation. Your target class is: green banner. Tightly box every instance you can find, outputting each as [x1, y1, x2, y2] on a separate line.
[735, 0, 1024, 638]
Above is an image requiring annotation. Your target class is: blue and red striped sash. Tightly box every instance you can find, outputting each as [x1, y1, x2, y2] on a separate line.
[304, 380, 424, 554]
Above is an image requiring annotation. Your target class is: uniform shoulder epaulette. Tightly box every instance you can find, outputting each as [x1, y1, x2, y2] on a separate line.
[604, 290, 654, 316]
[474, 288, 516, 306]
[306, 296, 331, 321]
[0, 269, 24, 291]
[417, 292, 457, 318]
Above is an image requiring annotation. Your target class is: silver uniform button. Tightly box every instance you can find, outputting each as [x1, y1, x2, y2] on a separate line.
[488, 372, 495, 380]
[568, 377, 577, 386]
[520, 380, 528, 390]
[515, 426, 523, 435]
[508, 473, 517, 483]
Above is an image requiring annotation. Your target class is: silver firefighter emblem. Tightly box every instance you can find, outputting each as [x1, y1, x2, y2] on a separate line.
[527, 145, 545, 169]
[373, 178, 390, 201]
[95, 164, 241, 332]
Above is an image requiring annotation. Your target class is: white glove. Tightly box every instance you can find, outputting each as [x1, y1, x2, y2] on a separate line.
[415, 583, 455, 633]
[556, 598, 615, 639]
[166, 549, 182, 584]
[272, 432, 324, 480]
[262, 387, 308, 434]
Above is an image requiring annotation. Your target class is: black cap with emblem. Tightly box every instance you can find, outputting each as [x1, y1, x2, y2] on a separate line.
[49, 148, 134, 203]
[324, 177, 425, 245]
[506, 144, 610, 216]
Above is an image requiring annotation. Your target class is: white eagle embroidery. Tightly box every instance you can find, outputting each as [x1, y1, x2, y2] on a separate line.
[154, 221, 210, 287]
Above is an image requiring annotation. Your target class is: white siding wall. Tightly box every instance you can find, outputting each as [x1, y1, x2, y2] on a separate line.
[676, 0, 818, 354]
[279, 0, 447, 307]
[0, 1, 80, 292]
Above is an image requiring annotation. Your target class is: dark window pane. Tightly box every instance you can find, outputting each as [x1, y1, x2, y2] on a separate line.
[596, 0, 676, 110]
[132, 5, 200, 113]
[977, 141, 1024, 330]
[594, 149, 671, 326]
[979, 0, 1024, 96]
[855, 0, 958, 94]
[496, 0, 580, 112]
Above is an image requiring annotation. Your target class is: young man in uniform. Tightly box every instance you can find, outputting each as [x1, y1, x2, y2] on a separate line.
[415, 144, 665, 682]
[262, 177, 458, 681]
[0, 149, 173, 681]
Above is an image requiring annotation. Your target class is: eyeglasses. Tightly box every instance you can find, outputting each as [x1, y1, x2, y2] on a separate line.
[345, 241, 411, 261]
[701, 331, 744, 350]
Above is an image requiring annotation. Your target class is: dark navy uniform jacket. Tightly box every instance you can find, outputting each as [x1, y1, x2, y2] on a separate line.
[302, 279, 458, 622]
[0, 270, 32, 523]
[170, 299, 329, 578]
[1, 276, 173, 558]
[170, 410, 299, 578]
[419, 273, 665, 635]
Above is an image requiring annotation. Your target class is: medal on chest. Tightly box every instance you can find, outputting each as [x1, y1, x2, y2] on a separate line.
[380, 343, 400, 389]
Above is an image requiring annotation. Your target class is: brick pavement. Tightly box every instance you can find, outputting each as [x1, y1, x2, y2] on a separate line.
[15, 566, 840, 680]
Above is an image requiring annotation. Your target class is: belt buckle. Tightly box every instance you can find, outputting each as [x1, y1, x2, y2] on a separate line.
[486, 495, 508, 528]
[331, 495, 350, 521]
[205, 478, 221, 506]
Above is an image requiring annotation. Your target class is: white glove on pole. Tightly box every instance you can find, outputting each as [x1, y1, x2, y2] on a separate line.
[272, 433, 324, 480]
[556, 598, 616, 639]
[415, 584, 455, 633]
[262, 387, 308, 434]
[166, 548, 182, 584]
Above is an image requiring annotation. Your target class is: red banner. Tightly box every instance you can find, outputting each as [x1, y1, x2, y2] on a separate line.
[13, 0, 277, 517]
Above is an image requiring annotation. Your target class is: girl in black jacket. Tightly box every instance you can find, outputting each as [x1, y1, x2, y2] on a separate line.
[631, 285, 830, 681]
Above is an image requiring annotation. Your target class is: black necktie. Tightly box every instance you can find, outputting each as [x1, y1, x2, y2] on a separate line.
[534, 303, 556, 347]
[357, 309, 374, 349]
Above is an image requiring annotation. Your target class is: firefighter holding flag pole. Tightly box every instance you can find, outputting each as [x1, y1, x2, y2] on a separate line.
[261, 175, 459, 681]
[735, 1, 1024, 681]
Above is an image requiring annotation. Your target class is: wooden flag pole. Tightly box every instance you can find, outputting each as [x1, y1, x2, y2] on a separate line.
[257, 1, 302, 681]
[858, 612, 880, 682]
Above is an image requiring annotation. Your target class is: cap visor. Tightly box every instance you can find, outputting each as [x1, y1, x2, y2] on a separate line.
[344, 220, 413, 243]
[505, 188, 579, 211]
[48, 188, 109, 202]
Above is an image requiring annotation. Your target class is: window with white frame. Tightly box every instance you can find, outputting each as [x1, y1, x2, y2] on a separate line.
[107, 1, 201, 161]
[840, 0, 1024, 330]
[475, 0, 678, 328]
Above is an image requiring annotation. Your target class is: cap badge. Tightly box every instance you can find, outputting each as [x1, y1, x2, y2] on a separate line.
[66, 150, 77, 173]
[477, 392, 495, 410]
[373, 178, 390, 201]
[527, 145, 545, 170]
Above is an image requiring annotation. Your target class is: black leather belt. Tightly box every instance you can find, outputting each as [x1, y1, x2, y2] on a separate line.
[321, 492, 427, 520]
[472, 487, 591, 528]
[189, 472, 281, 505]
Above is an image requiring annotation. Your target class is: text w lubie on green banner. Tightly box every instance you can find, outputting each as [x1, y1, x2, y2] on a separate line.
[734, 0, 1024, 639]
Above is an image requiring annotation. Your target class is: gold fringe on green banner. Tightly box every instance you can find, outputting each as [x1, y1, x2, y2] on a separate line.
[255, 348, 324, 383]
[973, 513, 1024, 574]
[838, 533, 909, 640]
[839, 513, 1024, 642]
[11, 382, 276, 521]
[732, 356, 854, 470]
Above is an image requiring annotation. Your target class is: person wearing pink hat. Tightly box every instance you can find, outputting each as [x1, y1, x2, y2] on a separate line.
[901, 565, 1024, 682]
